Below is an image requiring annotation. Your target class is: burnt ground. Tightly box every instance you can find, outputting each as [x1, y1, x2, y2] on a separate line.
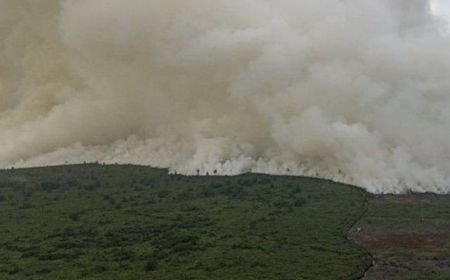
[349, 194, 450, 280]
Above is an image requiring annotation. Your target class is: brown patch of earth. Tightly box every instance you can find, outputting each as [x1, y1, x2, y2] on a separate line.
[374, 194, 450, 205]
[352, 231, 450, 251]
[350, 194, 450, 280]
[361, 257, 450, 280]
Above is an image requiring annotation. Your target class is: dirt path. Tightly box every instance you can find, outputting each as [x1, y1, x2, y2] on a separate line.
[346, 200, 374, 280]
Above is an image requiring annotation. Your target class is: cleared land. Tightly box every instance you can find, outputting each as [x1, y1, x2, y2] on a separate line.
[350, 194, 450, 280]
[0, 164, 448, 279]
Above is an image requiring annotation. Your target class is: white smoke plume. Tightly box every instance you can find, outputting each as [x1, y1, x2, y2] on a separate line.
[1, 0, 450, 193]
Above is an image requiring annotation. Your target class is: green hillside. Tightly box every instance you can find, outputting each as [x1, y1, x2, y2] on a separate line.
[0, 164, 371, 280]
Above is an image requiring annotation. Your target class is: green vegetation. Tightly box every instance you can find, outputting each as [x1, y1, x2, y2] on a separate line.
[0, 164, 371, 280]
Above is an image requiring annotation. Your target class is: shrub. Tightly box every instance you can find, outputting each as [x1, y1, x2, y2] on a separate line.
[40, 181, 60, 192]
[294, 198, 306, 207]
[144, 259, 158, 271]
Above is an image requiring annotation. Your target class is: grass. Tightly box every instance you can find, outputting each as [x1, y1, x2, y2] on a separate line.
[0, 164, 371, 280]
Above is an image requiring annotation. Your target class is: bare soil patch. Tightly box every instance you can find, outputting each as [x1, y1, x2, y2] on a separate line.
[350, 193, 450, 280]
[352, 231, 450, 251]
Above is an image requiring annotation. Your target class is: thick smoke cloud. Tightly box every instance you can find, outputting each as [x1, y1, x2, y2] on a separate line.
[1, 0, 450, 193]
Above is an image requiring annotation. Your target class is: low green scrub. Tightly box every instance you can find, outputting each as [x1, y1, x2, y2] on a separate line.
[0, 164, 371, 279]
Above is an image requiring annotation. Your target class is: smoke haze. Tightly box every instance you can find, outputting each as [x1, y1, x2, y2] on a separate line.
[1, 0, 450, 193]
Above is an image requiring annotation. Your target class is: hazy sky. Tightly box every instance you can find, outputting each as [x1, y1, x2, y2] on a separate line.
[431, 0, 450, 30]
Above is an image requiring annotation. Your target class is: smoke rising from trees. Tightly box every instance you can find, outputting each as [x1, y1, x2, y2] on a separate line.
[1, 0, 450, 193]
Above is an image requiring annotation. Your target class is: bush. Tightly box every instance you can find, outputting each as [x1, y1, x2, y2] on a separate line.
[40, 181, 60, 192]
[294, 198, 306, 207]
[83, 182, 100, 191]
[36, 268, 51, 274]
[291, 186, 302, 194]
[69, 212, 81, 222]
[237, 178, 256, 187]
[144, 259, 158, 271]
[8, 265, 19, 275]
